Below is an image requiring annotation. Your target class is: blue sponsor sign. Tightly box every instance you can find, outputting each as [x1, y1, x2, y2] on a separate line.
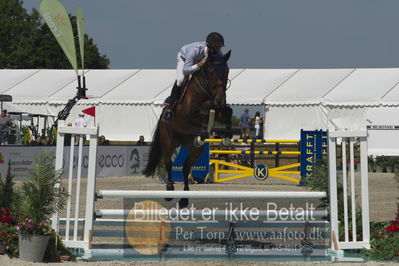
[300, 130, 327, 185]
[171, 143, 209, 182]
[321, 131, 328, 159]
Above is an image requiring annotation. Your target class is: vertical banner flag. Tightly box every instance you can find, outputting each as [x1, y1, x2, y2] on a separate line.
[299, 129, 327, 185]
[39, 0, 78, 74]
[77, 7, 85, 73]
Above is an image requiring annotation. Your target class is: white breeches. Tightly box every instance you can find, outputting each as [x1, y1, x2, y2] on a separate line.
[255, 125, 260, 137]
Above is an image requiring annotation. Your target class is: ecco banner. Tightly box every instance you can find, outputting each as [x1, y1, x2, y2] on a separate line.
[0, 146, 150, 180]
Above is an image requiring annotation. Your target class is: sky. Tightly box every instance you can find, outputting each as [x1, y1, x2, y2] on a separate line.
[22, 0, 399, 70]
[21, 0, 399, 117]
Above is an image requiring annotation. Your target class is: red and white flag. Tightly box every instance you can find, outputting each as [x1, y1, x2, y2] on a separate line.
[82, 106, 95, 121]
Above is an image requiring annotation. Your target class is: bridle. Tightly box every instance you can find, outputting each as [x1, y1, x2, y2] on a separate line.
[193, 58, 229, 101]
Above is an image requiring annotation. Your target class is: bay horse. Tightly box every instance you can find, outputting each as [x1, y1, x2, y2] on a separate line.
[143, 51, 232, 208]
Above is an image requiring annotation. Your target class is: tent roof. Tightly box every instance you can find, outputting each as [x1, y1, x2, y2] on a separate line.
[381, 81, 399, 105]
[49, 69, 139, 103]
[4, 69, 77, 103]
[265, 69, 354, 105]
[323, 68, 399, 106]
[106, 69, 175, 104]
[0, 69, 39, 94]
[2, 68, 399, 107]
[227, 69, 298, 105]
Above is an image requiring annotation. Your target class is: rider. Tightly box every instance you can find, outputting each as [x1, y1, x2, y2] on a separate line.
[162, 32, 225, 122]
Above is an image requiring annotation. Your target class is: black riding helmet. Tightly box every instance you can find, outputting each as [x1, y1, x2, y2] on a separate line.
[206, 32, 224, 47]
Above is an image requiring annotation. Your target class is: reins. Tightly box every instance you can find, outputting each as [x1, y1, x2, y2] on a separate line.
[193, 72, 211, 98]
[192, 60, 228, 100]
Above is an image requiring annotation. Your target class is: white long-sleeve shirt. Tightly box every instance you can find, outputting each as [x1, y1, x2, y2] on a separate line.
[179, 41, 223, 76]
[180, 42, 207, 76]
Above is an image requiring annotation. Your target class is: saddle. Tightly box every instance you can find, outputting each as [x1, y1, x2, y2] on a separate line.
[177, 75, 193, 104]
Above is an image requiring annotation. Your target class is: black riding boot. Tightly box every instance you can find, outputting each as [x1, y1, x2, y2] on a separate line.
[162, 81, 182, 122]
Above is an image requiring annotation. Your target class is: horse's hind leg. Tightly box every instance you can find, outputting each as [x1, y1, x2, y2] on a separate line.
[217, 106, 233, 139]
[164, 158, 174, 201]
[179, 143, 203, 208]
[160, 125, 178, 201]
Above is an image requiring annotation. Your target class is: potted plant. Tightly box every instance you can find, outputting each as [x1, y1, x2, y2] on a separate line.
[17, 151, 68, 262]
[0, 161, 20, 257]
[0, 208, 19, 257]
[387, 157, 397, 173]
[368, 155, 376, 172]
[375, 155, 387, 173]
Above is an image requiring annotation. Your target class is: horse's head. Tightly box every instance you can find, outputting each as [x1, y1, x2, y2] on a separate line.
[204, 50, 231, 108]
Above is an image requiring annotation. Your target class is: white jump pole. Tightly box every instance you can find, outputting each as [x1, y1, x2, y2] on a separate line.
[73, 135, 84, 241]
[64, 135, 75, 241]
[98, 209, 329, 219]
[97, 190, 327, 199]
[359, 134, 370, 248]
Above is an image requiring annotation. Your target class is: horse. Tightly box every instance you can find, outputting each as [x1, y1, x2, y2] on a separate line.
[143, 51, 232, 208]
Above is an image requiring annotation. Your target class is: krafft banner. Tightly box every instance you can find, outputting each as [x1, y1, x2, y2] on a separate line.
[0, 146, 150, 180]
[300, 130, 327, 184]
[171, 143, 210, 182]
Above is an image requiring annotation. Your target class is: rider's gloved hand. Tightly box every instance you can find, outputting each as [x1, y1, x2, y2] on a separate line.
[197, 58, 207, 68]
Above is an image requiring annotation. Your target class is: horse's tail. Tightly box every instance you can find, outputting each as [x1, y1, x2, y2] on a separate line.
[142, 122, 162, 177]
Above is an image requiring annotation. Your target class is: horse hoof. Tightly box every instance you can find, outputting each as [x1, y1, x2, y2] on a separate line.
[194, 136, 204, 147]
[165, 183, 174, 201]
[166, 183, 174, 191]
[179, 198, 189, 208]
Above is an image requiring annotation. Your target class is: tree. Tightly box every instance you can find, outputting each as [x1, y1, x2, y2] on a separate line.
[0, 0, 109, 69]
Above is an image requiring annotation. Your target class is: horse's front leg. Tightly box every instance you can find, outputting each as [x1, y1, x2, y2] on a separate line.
[164, 160, 174, 201]
[199, 108, 210, 140]
[222, 105, 233, 139]
[178, 159, 191, 208]
[178, 144, 204, 208]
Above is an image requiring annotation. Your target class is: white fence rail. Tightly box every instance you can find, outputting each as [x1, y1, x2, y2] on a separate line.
[328, 130, 370, 250]
[52, 120, 98, 250]
[52, 128, 371, 253]
[97, 190, 327, 199]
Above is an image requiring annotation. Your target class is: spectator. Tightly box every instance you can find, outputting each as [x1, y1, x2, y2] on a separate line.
[239, 134, 251, 167]
[44, 136, 52, 145]
[209, 130, 219, 159]
[99, 135, 110, 145]
[259, 114, 264, 139]
[74, 112, 87, 145]
[254, 111, 263, 139]
[0, 110, 12, 145]
[31, 135, 43, 146]
[136, 135, 146, 146]
[74, 112, 87, 127]
[64, 122, 73, 146]
[239, 108, 250, 139]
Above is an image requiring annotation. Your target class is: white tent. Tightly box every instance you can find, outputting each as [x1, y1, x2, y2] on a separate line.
[262, 68, 399, 154]
[1, 68, 399, 154]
